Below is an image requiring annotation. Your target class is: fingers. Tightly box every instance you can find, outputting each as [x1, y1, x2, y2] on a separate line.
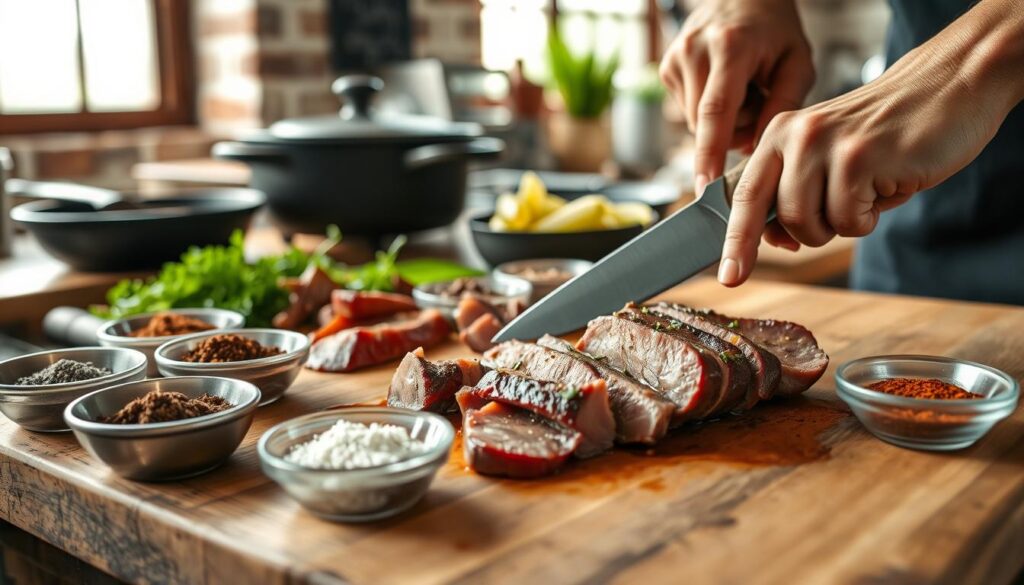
[754, 51, 815, 144]
[776, 148, 834, 247]
[719, 146, 782, 287]
[682, 56, 710, 134]
[658, 51, 686, 116]
[694, 51, 754, 193]
[763, 221, 800, 251]
[826, 144, 880, 237]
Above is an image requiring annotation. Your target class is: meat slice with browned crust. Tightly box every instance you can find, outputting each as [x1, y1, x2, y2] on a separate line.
[698, 310, 829, 396]
[387, 348, 485, 412]
[457, 369, 614, 458]
[462, 402, 580, 478]
[648, 302, 781, 407]
[577, 312, 723, 424]
[484, 338, 673, 445]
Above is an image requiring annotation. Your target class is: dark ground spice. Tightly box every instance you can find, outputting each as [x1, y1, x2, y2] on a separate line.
[866, 377, 982, 400]
[101, 390, 232, 424]
[181, 333, 282, 363]
[129, 313, 215, 338]
[16, 359, 111, 386]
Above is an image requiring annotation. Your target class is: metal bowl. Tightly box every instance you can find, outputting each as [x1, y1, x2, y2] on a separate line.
[493, 258, 593, 302]
[154, 329, 310, 405]
[258, 408, 454, 522]
[836, 355, 1019, 451]
[64, 376, 260, 481]
[412, 275, 532, 322]
[97, 308, 246, 376]
[0, 347, 147, 432]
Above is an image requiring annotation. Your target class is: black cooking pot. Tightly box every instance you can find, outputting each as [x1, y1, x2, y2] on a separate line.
[213, 75, 504, 238]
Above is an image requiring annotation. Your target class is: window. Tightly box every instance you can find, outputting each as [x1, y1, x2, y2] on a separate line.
[480, 0, 652, 76]
[0, 0, 192, 134]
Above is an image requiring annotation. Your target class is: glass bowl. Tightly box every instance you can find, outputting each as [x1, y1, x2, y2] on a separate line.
[835, 355, 1019, 451]
[257, 408, 454, 522]
[412, 275, 532, 321]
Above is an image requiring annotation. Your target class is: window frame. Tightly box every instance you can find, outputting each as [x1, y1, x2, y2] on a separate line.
[0, 0, 194, 135]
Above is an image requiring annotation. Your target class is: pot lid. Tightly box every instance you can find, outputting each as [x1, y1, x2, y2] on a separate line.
[267, 75, 483, 142]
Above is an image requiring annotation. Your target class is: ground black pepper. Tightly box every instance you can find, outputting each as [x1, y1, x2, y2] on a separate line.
[16, 359, 111, 386]
[181, 333, 282, 363]
[101, 390, 232, 424]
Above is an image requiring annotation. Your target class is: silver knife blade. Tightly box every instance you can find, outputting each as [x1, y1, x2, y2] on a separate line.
[492, 173, 736, 342]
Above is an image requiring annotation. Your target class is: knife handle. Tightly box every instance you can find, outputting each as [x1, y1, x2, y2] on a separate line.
[720, 157, 777, 223]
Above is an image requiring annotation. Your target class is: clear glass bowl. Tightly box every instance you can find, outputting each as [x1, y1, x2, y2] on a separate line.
[257, 408, 454, 522]
[835, 355, 1019, 451]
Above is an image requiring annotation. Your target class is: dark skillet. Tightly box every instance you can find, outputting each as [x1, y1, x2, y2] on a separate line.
[9, 186, 265, 271]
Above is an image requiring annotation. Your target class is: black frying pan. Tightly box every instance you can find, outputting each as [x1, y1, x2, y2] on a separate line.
[7, 180, 265, 271]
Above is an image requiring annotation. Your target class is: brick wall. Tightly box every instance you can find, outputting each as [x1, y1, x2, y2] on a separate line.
[410, 0, 482, 65]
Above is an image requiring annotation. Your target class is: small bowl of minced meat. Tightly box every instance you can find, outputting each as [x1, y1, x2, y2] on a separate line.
[258, 408, 455, 522]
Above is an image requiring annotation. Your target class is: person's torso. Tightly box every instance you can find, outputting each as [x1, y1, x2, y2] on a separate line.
[850, 0, 1024, 305]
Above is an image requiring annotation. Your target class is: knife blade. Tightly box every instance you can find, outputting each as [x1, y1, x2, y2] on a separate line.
[492, 159, 762, 343]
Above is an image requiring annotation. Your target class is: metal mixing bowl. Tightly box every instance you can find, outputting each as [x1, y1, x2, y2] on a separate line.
[154, 329, 310, 405]
[0, 347, 147, 432]
[98, 308, 246, 376]
[64, 376, 260, 481]
[258, 409, 454, 522]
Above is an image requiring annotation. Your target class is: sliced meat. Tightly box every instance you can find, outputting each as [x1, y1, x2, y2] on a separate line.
[699, 310, 829, 396]
[459, 313, 504, 353]
[388, 348, 485, 412]
[331, 290, 418, 320]
[306, 309, 451, 372]
[273, 265, 339, 329]
[455, 294, 501, 331]
[484, 338, 673, 445]
[614, 306, 748, 418]
[310, 313, 354, 345]
[457, 369, 614, 457]
[577, 313, 721, 424]
[648, 302, 782, 406]
[463, 402, 580, 479]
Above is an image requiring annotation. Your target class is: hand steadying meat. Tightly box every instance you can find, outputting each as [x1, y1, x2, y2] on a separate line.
[660, 0, 1024, 287]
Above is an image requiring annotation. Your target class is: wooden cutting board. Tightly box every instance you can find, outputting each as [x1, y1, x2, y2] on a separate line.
[1, 277, 1022, 585]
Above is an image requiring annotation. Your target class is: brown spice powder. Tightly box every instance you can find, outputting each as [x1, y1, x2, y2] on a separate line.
[129, 313, 215, 338]
[181, 334, 282, 363]
[101, 390, 232, 424]
[866, 377, 981, 400]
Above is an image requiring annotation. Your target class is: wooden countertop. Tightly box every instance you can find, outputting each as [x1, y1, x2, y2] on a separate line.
[1, 278, 1022, 584]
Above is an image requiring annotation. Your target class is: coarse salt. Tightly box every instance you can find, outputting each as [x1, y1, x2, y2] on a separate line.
[285, 419, 428, 470]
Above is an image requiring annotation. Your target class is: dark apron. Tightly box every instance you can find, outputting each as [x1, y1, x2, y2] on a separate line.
[850, 0, 1024, 305]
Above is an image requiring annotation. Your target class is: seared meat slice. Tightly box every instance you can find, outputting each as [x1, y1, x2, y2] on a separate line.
[457, 369, 614, 457]
[616, 305, 751, 417]
[388, 348, 485, 412]
[455, 295, 525, 353]
[648, 302, 781, 406]
[485, 338, 673, 445]
[577, 314, 722, 423]
[306, 309, 450, 372]
[273, 265, 338, 329]
[699, 310, 829, 396]
[331, 290, 418, 320]
[463, 402, 580, 479]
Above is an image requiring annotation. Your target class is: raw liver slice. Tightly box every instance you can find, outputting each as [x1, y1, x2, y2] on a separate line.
[462, 402, 580, 479]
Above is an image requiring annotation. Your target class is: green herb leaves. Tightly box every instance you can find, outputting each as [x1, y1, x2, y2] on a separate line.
[547, 19, 619, 119]
[560, 385, 581, 401]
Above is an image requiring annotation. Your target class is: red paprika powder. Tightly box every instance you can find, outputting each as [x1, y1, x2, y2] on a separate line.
[866, 377, 981, 400]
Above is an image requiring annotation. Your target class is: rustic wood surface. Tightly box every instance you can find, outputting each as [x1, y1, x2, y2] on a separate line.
[1, 277, 1022, 585]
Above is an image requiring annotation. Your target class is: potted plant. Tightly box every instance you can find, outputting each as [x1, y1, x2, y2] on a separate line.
[546, 22, 619, 172]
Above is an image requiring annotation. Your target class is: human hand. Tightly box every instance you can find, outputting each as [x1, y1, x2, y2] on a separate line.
[659, 0, 815, 193]
[718, 0, 1024, 287]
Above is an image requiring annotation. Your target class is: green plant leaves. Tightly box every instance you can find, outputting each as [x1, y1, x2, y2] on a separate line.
[546, 21, 620, 118]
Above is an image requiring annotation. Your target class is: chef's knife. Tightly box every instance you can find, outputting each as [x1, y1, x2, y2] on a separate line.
[493, 159, 773, 342]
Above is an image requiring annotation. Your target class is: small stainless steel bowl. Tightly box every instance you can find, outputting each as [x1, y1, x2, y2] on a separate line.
[836, 355, 1019, 451]
[258, 408, 454, 522]
[493, 258, 593, 302]
[412, 275, 532, 321]
[154, 329, 310, 405]
[0, 347, 147, 432]
[64, 376, 260, 481]
[97, 308, 246, 376]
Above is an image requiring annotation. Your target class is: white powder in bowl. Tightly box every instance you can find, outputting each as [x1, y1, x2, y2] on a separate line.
[285, 419, 429, 470]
